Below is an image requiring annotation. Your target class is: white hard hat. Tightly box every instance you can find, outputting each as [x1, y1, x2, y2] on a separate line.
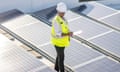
[56, 2, 67, 13]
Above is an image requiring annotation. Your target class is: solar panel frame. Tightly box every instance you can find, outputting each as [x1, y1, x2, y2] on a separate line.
[13, 23, 51, 47]
[0, 7, 120, 71]
[2, 15, 40, 30]
[101, 13, 120, 29]
[0, 34, 55, 72]
[89, 31, 120, 57]
[87, 2, 118, 19]
[1, 15, 74, 71]
[2, 18, 51, 47]
[0, 9, 24, 23]
[68, 17, 110, 39]
[39, 38, 102, 68]
[75, 57, 120, 72]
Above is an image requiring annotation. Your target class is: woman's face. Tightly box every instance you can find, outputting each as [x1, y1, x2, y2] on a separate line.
[58, 12, 65, 17]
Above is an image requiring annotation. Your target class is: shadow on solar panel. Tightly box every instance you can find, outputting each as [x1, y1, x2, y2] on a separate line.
[46, 7, 57, 20]
[71, 4, 94, 15]
[0, 9, 23, 23]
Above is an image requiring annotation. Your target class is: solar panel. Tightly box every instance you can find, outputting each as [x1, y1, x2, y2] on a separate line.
[71, 4, 87, 13]
[98, 0, 120, 10]
[71, 2, 117, 19]
[48, 10, 82, 24]
[32, 6, 56, 25]
[90, 31, 120, 57]
[39, 39, 102, 68]
[2, 15, 51, 46]
[68, 17, 110, 39]
[35, 67, 55, 72]
[9, 22, 51, 46]
[64, 11, 82, 21]
[46, 8, 57, 20]
[0, 34, 55, 72]
[1, 8, 120, 72]
[101, 13, 120, 29]
[75, 57, 120, 72]
[1, 15, 75, 71]
[33, 6, 56, 19]
[48, 11, 82, 24]
[32, 6, 81, 25]
[2, 15, 39, 30]
[87, 2, 117, 19]
[0, 35, 18, 54]
[0, 9, 23, 23]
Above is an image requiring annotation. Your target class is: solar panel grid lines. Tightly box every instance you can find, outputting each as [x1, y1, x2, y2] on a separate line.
[69, 11, 112, 30]
[67, 16, 82, 22]
[91, 2, 120, 32]
[89, 31, 120, 58]
[88, 40, 120, 60]
[92, 1, 118, 12]
[73, 34, 120, 62]
[37, 42, 51, 47]
[86, 30, 114, 40]
[71, 37, 103, 55]
[37, 45, 75, 72]
[27, 65, 48, 72]
[9, 23, 51, 46]
[72, 9, 120, 32]
[73, 55, 106, 69]
[115, 30, 120, 35]
[13, 21, 40, 30]
[74, 35, 120, 61]
[100, 13, 120, 31]
[71, 38, 101, 55]
[71, 1, 120, 32]
[1, 7, 120, 72]
[0, 24, 47, 57]
[86, 16, 113, 30]
[32, 9, 83, 26]
[31, 1, 120, 71]
[2, 15, 40, 30]
[98, 11, 120, 20]
[78, 41, 106, 56]
[38, 19, 51, 28]
[107, 56, 120, 64]
[0, 15, 63, 71]
[39, 38, 103, 71]
[75, 57, 120, 72]
[0, 34, 55, 72]
[2, 50, 40, 72]
[81, 2, 117, 19]
[64, 11, 82, 21]
[1, 23, 60, 71]
[84, 2, 120, 32]
[69, 17, 111, 39]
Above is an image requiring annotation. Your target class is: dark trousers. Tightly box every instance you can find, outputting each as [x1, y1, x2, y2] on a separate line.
[54, 45, 65, 72]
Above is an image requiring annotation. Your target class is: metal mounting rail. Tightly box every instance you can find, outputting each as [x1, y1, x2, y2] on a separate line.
[73, 35, 120, 63]
[31, 14, 120, 63]
[71, 11, 120, 32]
[0, 24, 74, 72]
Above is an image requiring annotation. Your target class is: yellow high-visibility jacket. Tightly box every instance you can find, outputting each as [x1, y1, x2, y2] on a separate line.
[51, 15, 70, 47]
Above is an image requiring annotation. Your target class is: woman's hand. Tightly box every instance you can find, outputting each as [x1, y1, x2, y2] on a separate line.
[61, 32, 73, 37]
